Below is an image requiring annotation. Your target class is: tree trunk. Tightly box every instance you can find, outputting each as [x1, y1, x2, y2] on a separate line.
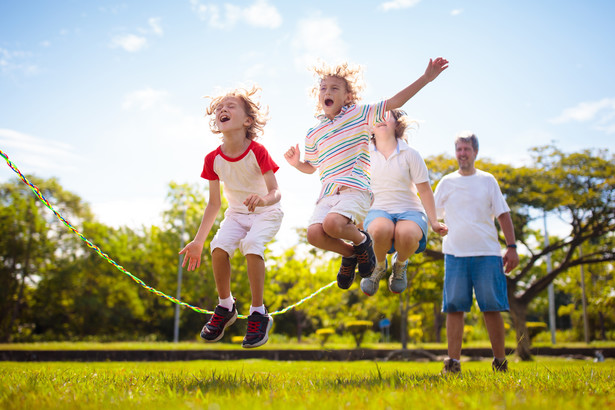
[295, 310, 303, 343]
[508, 297, 533, 361]
[433, 302, 443, 343]
[399, 293, 408, 350]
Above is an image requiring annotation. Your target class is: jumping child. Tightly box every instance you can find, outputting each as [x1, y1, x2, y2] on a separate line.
[180, 86, 283, 348]
[360, 109, 448, 297]
[284, 58, 448, 289]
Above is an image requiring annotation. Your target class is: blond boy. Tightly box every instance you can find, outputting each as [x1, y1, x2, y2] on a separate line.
[181, 86, 283, 348]
[285, 58, 448, 289]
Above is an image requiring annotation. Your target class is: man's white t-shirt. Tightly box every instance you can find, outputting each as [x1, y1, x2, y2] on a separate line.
[369, 139, 430, 214]
[434, 169, 510, 257]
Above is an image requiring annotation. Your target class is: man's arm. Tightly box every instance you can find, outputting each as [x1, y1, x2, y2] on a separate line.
[386, 57, 449, 111]
[497, 211, 519, 273]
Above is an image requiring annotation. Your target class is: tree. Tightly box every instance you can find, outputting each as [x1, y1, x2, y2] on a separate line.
[0, 176, 92, 342]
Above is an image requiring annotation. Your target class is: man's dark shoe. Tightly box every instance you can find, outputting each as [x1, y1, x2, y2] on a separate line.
[337, 256, 357, 289]
[492, 358, 508, 372]
[441, 358, 461, 375]
[242, 311, 273, 348]
[354, 230, 376, 278]
[200, 303, 237, 342]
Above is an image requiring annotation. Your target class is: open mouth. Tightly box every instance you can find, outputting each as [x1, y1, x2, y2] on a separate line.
[219, 114, 230, 123]
[324, 99, 334, 107]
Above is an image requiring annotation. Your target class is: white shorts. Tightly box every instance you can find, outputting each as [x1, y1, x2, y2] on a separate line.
[210, 207, 283, 259]
[308, 188, 371, 226]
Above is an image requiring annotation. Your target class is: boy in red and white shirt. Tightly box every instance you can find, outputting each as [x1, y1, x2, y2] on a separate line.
[180, 86, 283, 348]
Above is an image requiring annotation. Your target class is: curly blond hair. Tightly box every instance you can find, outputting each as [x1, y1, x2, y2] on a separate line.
[205, 86, 268, 140]
[309, 61, 365, 113]
[371, 109, 419, 147]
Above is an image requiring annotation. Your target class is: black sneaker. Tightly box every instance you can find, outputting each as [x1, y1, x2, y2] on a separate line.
[200, 303, 237, 342]
[492, 358, 508, 372]
[337, 256, 357, 289]
[354, 230, 376, 278]
[441, 358, 461, 375]
[242, 311, 273, 348]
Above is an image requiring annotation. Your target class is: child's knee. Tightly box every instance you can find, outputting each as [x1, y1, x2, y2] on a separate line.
[212, 247, 230, 260]
[322, 214, 348, 238]
[307, 224, 324, 246]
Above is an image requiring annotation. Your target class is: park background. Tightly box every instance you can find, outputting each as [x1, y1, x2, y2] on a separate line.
[1, 1, 614, 360]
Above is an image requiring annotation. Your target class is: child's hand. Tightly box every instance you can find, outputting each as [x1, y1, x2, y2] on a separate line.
[424, 57, 449, 82]
[179, 241, 204, 271]
[244, 193, 265, 212]
[284, 144, 301, 167]
[431, 221, 448, 237]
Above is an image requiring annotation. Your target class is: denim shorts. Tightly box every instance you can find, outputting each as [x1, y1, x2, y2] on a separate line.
[363, 209, 427, 254]
[442, 254, 509, 313]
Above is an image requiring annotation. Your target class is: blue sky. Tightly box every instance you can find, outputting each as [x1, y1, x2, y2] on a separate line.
[1, 0, 614, 248]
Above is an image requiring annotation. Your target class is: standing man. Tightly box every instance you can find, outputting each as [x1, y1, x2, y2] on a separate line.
[434, 131, 519, 374]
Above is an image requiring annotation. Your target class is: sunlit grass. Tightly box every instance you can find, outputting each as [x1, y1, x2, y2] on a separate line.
[1, 359, 613, 409]
[2, 339, 613, 351]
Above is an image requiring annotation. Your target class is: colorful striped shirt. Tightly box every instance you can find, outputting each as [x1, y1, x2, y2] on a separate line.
[305, 101, 387, 202]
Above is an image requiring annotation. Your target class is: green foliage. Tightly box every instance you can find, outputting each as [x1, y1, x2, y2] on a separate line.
[1, 144, 613, 350]
[526, 322, 548, 340]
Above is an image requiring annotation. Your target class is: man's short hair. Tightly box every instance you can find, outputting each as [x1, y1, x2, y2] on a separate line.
[454, 130, 479, 151]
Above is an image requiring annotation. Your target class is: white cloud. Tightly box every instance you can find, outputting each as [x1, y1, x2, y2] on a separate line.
[92, 197, 166, 228]
[451, 9, 463, 16]
[148, 17, 164, 36]
[110, 34, 148, 52]
[244, 0, 282, 28]
[0, 47, 39, 76]
[0, 129, 80, 174]
[122, 88, 169, 111]
[380, 0, 422, 12]
[292, 16, 348, 69]
[550, 98, 615, 134]
[190, 0, 281, 29]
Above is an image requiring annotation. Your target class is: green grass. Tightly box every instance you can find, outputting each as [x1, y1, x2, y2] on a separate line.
[2, 339, 613, 351]
[1, 359, 613, 409]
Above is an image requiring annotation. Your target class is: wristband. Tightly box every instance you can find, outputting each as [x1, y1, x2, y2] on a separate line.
[506, 244, 517, 249]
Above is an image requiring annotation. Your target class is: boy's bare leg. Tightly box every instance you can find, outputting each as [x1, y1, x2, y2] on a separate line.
[212, 248, 232, 299]
[446, 311, 464, 360]
[322, 213, 365, 244]
[483, 311, 506, 358]
[307, 223, 354, 257]
[367, 217, 394, 262]
[246, 253, 265, 307]
[393, 220, 422, 261]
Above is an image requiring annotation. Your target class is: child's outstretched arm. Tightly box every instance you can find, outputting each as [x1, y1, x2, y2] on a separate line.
[284, 144, 316, 174]
[243, 170, 281, 212]
[416, 181, 448, 237]
[179, 180, 222, 271]
[386, 57, 449, 111]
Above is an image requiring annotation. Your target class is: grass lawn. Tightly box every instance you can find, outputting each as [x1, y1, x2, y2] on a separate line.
[1, 358, 613, 409]
[2, 340, 614, 351]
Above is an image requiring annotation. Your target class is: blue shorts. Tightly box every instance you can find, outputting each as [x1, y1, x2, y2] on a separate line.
[442, 254, 509, 313]
[364, 209, 427, 254]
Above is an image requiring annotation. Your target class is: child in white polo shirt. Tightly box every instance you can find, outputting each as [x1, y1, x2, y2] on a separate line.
[285, 58, 448, 290]
[180, 86, 283, 348]
[360, 109, 448, 297]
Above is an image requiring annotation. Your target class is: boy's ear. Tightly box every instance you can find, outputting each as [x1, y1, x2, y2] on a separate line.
[344, 91, 352, 105]
[243, 116, 254, 127]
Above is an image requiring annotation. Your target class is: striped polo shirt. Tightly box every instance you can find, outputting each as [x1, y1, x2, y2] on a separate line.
[305, 100, 387, 202]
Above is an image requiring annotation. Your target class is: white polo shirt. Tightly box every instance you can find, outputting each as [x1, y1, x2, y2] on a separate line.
[369, 139, 430, 214]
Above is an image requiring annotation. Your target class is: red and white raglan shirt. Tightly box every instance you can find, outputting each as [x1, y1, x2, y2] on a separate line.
[201, 140, 281, 214]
